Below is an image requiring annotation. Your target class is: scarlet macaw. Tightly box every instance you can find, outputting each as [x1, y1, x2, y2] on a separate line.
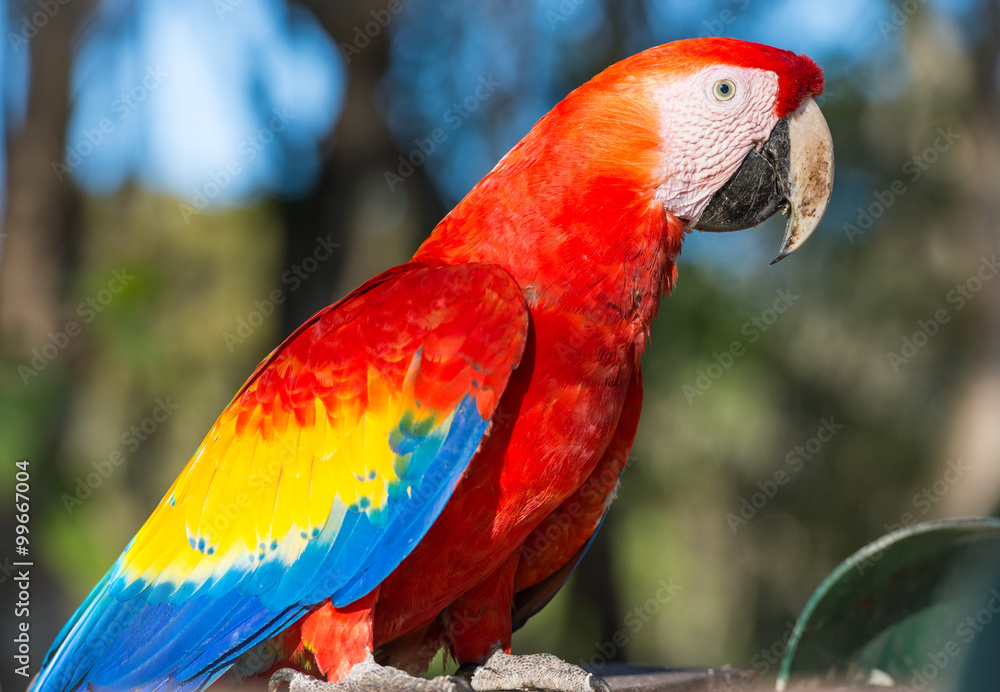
[34, 38, 833, 692]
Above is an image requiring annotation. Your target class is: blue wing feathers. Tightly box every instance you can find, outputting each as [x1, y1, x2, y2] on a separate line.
[33, 396, 495, 692]
[331, 396, 486, 606]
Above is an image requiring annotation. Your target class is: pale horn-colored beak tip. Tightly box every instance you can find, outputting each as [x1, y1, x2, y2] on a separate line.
[771, 97, 835, 265]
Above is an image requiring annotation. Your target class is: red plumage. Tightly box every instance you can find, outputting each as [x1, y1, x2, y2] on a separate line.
[272, 38, 824, 681]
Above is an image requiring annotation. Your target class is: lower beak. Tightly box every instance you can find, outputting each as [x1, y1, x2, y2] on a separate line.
[694, 98, 835, 265]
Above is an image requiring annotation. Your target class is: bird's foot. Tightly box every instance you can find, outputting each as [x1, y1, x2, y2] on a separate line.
[464, 651, 610, 692]
[269, 655, 470, 692]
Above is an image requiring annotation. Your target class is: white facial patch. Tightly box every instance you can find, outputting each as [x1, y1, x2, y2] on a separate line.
[652, 66, 781, 225]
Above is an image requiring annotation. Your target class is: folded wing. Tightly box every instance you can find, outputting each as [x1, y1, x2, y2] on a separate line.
[34, 263, 529, 692]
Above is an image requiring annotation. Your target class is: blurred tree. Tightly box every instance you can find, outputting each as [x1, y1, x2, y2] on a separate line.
[0, 0, 94, 681]
[938, 0, 1000, 518]
[0, 0, 93, 351]
[278, 0, 446, 332]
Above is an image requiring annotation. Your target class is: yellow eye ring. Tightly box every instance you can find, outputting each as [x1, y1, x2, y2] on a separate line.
[713, 79, 736, 101]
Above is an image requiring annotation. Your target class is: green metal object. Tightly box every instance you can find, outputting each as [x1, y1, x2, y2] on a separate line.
[777, 517, 1000, 690]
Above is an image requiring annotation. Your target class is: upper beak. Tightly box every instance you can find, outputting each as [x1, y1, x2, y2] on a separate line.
[694, 97, 835, 265]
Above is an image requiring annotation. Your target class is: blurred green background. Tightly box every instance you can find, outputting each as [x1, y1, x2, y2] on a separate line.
[2, 0, 999, 688]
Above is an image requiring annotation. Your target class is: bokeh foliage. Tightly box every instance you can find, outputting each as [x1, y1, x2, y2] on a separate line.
[2, 0, 999, 688]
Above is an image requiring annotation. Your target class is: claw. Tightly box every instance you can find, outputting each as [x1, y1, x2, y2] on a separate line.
[269, 657, 470, 692]
[269, 668, 330, 692]
[470, 651, 610, 692]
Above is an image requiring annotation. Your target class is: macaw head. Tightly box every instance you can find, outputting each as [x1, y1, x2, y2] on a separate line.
[422, 38, 834, 272]
[588, 37, 834, 263]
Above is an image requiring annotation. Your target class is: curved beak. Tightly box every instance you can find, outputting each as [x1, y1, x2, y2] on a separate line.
[694, 97, 835, 265]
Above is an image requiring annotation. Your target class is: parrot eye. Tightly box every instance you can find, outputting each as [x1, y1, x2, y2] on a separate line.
[713, 79, 736, 101]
